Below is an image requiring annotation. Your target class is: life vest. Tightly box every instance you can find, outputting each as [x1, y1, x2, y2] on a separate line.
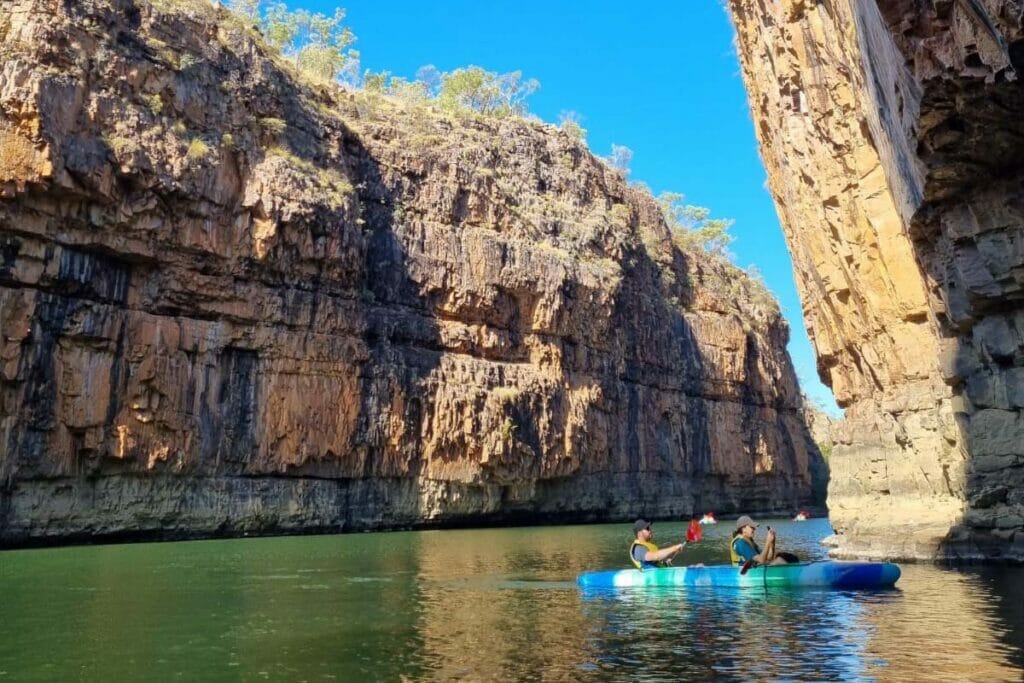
[730, 536, 760, 566]
[629, 540, 661, 570]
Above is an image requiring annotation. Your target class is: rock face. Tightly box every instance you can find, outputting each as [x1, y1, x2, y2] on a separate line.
[0, 0, 822, 545]
[729, 0, 1024, 561]
[802, 403, 833, 507]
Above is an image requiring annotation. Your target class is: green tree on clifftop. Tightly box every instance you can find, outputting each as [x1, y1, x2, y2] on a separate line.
[231, 1, 359, 84]
[658, 191, 734, 258]
[437, 66, 539, 117]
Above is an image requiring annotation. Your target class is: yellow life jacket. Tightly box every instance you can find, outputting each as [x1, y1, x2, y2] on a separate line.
[730, 535, 760, 566]
[629, 540, 660, 569]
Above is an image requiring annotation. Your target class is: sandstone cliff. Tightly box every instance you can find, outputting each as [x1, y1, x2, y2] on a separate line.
[730, 0, 1024, 561]
[0, 0, 821, 546]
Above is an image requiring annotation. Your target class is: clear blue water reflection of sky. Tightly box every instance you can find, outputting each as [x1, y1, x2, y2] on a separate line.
[299, 0, 840, 413]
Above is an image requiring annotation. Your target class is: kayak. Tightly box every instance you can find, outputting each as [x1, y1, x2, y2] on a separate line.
[577, 561, 900, 590]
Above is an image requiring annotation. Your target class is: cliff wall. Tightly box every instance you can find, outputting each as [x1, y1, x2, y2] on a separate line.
[0, 0, 821, 545]
[730, 0, 1024, 561]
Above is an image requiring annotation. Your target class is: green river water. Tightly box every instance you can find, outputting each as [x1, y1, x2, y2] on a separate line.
[1, 518, 1022, 681]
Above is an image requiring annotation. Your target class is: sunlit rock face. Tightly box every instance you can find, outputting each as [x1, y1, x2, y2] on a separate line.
[0, 0, 822, 545]
[729, 0, 1024, 561]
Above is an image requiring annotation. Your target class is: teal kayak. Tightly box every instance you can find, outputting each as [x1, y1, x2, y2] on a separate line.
[577, 561, 900, 590]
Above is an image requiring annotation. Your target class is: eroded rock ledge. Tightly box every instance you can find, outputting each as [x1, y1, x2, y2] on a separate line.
[0, 0, 822, 546]
[730, 0, 1024, 562]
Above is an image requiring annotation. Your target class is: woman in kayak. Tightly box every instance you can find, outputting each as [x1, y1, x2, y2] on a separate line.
[629, 519, 689, 569]
[729, 515, 796, 566]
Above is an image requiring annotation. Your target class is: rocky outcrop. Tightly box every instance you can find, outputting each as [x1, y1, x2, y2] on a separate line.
[729, 0, 1024, 561]
[802, 405, 833, 455]
[0, 0, 821, 545]
[802, 403, 833, 507]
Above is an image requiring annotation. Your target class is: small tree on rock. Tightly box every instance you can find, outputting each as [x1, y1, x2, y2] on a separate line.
[229, 0, 260, 21]
[658, 191, 734, 258]
[606, 144, 633, 177]
[437, 66, 539, 117]
[252, 3, 358, 83]
[558, 110, 587, 141]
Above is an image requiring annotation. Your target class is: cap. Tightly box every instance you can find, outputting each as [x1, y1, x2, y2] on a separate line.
[632, 519, 651, 534]
[735, 515, 758, 530]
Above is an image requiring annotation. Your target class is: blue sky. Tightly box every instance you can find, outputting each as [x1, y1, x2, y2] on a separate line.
[297, 0, 840, 413]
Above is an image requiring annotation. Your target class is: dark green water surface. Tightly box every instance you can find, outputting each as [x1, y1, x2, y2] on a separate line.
[1, 518, 1022, 681]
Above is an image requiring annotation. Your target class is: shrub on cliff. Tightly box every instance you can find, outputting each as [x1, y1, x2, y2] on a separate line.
[558, 110, 587, 142]
[658, 191, 734, 259]
[605, 144, 633, 178]
[222, 4, 540, 122]
[436, 67, 539, 118]
[741, 264, 780, 313]
[228, 1, 360, 84]
[228, 0, 260, 19]
[363, 70, 431, 107]
[362, 64, 541, 120]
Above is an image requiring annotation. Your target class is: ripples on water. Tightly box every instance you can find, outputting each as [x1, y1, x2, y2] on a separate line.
[0, 519, 1021, 681]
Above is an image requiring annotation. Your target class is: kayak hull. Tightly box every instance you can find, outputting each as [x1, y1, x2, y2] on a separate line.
[576, 561, 900, 590]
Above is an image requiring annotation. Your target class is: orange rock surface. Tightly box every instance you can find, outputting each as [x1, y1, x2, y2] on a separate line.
[0, 0, 821, 545]
[729, 0, 1024, 561]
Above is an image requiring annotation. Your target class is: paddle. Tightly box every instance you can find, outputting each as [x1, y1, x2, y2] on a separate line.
[739, 558, 769, 590]
[686, 519, 703, 543]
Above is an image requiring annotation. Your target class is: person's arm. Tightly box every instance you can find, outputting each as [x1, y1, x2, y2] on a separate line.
[644, 542, 686, 563]
[753, 530, 777, 564]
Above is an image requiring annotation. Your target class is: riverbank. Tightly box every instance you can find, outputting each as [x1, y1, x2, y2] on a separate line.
[0, 471, 825, 550]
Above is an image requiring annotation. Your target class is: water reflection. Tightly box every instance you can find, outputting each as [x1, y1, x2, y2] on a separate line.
[410, 522, 1024, 680]
[576, 586, 876, 680]
[0, 521, 1021, 680]
[977, 566, 1024, 671]
[858, 567, 1023, 682]
[413, 528, 590, 680]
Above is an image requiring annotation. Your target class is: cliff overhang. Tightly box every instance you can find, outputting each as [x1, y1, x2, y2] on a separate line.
[729, 0, 1024, 563]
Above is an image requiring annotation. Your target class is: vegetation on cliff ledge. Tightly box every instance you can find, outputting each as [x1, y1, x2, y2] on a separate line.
[147, 0, 778, 318]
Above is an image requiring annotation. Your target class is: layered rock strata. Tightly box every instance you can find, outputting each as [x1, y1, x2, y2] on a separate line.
[730, 0, 1024, 561]
[0, 0, 822, 545]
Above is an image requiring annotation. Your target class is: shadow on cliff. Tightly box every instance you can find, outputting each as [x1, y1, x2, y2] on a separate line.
[900, 64, 1024, 563]
[0, 0, 448, 545]
[541, 222, 827, 524]
[230, 74, 448, 524]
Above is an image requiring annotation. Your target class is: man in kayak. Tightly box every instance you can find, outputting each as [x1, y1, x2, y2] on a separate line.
[629, 519, 689, 569]
[729, 515, 794, 566]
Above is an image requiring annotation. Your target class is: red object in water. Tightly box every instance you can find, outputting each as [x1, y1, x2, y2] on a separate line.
[686, 519, 703, 542]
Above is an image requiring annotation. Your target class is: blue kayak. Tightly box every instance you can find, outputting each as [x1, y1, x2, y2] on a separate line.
[577, 561, 901, 590]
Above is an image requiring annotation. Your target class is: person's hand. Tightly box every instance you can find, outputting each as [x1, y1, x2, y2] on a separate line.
[766, 528, 777, 543]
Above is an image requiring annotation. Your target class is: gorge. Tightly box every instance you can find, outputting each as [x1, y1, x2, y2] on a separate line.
[5, 0, 1021, 564]
[0, 0, 822, 545]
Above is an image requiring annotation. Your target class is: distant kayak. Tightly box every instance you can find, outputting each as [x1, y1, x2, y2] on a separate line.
[699, 514, 718, 525]
[577, 561, 901, 590]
